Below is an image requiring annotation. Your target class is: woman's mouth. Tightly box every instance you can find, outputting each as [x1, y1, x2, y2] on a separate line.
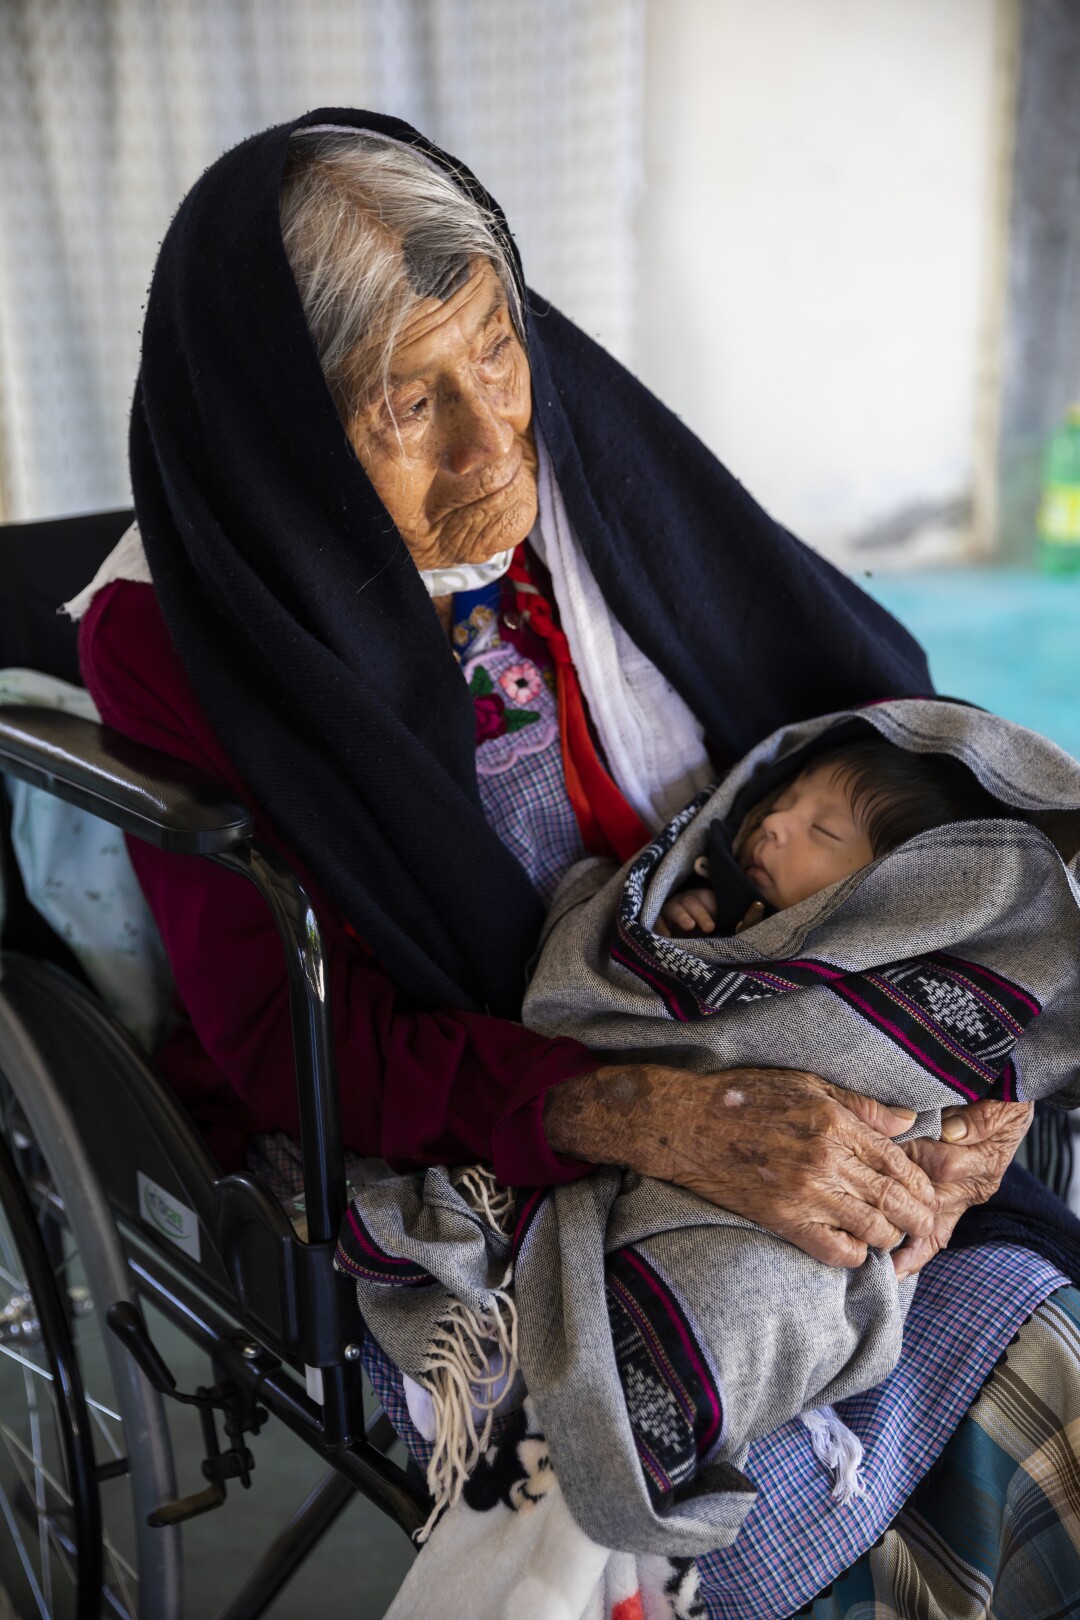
[464, 453, 524, 509]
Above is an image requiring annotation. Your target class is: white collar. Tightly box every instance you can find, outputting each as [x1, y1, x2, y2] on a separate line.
[418, 548, 514, 598]
[61, 522, 152, 621]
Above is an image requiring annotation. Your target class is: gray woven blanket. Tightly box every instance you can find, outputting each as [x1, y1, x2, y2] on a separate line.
[340, 699, 1080, 1557]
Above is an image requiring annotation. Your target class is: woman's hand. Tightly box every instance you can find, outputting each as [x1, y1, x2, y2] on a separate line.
[544, 1064, 937, 1267]
[891, 1099, 1033, 1279]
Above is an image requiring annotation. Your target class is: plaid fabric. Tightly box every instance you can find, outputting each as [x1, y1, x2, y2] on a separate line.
[694, 1244, 1067, 1616]
[244, 1130, 383, 1238]
[802, 1283, 1080, 1620]
[475, 711, 586, 904]
[454, 575, 586, 904]
[361, 1244, 1069, 1615]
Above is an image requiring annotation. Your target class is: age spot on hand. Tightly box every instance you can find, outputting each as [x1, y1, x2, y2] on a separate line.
[723, 1089, 745, 1108]
[608, 1070, 648, 1112]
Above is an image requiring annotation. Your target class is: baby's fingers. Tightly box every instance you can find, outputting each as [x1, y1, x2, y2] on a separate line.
[681, 893, 717, 934]
[658, 900, 704, 936]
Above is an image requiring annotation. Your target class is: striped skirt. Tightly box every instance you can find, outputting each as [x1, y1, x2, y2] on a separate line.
[799, 1284, 1080, 1620]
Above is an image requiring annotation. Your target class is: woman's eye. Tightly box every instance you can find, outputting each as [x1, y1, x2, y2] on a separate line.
[481, 335, 513, 368]
[397, 396, 429, 423]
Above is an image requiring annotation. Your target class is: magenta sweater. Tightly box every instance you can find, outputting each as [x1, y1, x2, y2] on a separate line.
[79, 580, 595, 1178]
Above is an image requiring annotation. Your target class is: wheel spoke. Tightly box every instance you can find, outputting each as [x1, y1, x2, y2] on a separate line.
[1, 1059, 176, 1620]
[1, 1423, 73, 1520]
[49, 1514, 138, 1620]
[23, 1362, 53, 1612]
[0, 1341, 53, 1382]
[0, 1473, 50, 1620]
[0, 1257, 25, 1293]
[4, 1422, 134, 1612]
[102, 1530, 138, 1615]
[87, 1395, 124, 1442]
[44, 1513, 77, 1588]
[1, 1417, 81, 1603]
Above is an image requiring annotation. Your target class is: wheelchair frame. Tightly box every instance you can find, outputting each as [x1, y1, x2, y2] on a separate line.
[0, 700, 429, 1618]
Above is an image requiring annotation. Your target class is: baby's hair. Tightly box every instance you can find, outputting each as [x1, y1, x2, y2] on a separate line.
[808, 735, 1012, 857]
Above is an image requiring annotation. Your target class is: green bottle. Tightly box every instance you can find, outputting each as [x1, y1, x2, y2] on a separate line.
[1038, 404, 1080, 574]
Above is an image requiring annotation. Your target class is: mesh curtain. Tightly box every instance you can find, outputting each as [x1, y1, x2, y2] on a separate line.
[0, 0, 644, 520]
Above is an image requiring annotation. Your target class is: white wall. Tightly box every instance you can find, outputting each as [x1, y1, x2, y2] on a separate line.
[0, 0, 1009, 560]
[637, 0, 1007, 566]
[0, 0, 645, 522]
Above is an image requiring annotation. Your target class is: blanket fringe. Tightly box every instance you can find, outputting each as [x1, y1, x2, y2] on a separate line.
[416, 1166, 519, 1544]
[799, 1406, 866, 1504]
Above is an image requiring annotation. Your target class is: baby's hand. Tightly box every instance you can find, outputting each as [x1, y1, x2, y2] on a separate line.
[655, 886, 718, 937]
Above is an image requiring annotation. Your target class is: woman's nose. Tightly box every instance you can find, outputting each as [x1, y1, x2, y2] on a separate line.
[444, 383, 514, 475]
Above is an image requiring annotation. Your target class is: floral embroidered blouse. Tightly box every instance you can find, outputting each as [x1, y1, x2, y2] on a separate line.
[452, 577, 586, 903]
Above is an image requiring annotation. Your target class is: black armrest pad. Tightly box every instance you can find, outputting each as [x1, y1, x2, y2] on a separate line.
[0, 705, 253, 854]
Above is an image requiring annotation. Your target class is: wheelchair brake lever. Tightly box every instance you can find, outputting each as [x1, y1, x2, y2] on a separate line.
[107, 1300, 177, 1395]
[108, 1300, 264, 1524]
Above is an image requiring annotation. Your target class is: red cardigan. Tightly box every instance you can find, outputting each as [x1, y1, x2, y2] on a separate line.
[79, 580, 596, 1180]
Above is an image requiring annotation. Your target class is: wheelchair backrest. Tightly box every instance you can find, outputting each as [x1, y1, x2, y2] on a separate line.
[0, 507, 133, 683]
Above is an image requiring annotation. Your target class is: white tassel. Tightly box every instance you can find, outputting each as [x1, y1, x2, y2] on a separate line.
[799, 1406, 866, 1505]
[451, 1164, 515, 1233]
[414, 1167, 520, 1544]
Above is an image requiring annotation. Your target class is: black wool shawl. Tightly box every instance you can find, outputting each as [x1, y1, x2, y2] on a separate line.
[130, 108, 931, 1018]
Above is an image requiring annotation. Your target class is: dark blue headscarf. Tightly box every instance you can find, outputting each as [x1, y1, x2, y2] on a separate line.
[131, 108, 931, 1017]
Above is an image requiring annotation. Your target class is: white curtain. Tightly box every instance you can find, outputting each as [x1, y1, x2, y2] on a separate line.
[0, 0, 644, 520]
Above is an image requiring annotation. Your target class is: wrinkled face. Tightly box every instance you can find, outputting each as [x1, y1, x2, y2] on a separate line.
[345, 259, 537, 571]
[739, 764, 875, 910]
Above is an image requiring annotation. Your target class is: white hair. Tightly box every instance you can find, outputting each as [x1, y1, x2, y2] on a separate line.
[279, 130, 523, 417]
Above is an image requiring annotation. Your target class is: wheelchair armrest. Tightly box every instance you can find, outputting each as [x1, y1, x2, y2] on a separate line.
[0, 704, 253, 854]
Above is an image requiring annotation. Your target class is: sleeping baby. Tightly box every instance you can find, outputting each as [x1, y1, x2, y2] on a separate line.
[509, 697, 1080, 1550]
[654, 730, 1011, 942]
[345, 698, 1080, 1557]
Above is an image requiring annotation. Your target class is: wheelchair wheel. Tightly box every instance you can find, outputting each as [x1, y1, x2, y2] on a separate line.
[0, 1128, 102, 1619]
[0, 988, 181, 1620]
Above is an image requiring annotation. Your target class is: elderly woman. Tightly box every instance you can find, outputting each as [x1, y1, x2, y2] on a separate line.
[75, 110, 1074, 1614]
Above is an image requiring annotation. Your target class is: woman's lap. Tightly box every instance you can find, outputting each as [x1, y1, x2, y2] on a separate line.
[362, 1246, 1071, 1616]
[693, 1245, 1066, 1616]
[800, 1283, 1080, 1620]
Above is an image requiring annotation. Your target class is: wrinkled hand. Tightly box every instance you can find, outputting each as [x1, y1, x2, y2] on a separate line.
[891, 1099, 1033, 1278]
[544, 1064, 936, 1267]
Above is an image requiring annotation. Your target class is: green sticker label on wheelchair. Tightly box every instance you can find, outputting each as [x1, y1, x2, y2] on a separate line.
[137, 1172, 201, 1262]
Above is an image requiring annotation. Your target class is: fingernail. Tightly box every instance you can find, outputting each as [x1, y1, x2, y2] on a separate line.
[890, 1108, 917, 1123]
[941, 1116, 968, 1142]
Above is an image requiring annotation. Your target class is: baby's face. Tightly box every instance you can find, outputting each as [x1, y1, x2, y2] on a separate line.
[738, 763, 874, 910]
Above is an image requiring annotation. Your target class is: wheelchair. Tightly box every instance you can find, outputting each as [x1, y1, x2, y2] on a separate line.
[0, 510, 429, 1619]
